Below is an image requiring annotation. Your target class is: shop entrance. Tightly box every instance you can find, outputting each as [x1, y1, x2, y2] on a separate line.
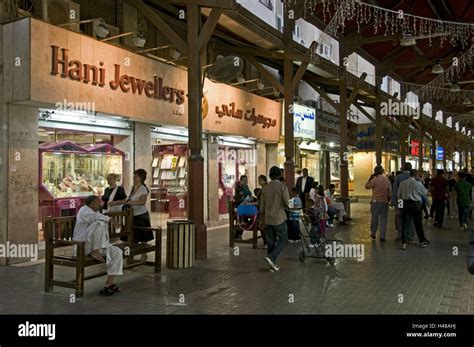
[217, 142, 255, 216]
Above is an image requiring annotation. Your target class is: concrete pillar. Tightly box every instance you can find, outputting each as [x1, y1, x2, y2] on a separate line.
[207, 140, 219, 224]
[6, 104, 39, 264]
[133, 122, 152, 212]
[0, 24, 7, 265]
[324, 149, 330, 188]
[113, 135, 132, 194]
[265, 143, 278, 175]
[256, 142, 267, 178]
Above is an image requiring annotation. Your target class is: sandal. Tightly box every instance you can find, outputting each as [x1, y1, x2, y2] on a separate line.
[109, 284, 121, 292]
[99, 286, 115, 296]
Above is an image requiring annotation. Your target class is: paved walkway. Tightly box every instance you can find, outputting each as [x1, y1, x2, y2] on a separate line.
[1, 200, 473, 314]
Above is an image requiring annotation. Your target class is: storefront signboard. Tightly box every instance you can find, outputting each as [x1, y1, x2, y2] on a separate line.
[293, 103, 316, 140]
[18, 18, 281, 142]
[436, 147, 444, 161]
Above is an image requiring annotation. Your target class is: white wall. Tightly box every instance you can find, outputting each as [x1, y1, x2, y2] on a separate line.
[237, 0, 276, 27]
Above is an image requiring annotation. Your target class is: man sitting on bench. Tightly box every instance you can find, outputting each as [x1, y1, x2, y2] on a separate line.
[73, 195, 123, 296]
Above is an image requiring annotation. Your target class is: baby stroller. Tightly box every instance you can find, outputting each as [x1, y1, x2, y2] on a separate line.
[298, 208, 342, 265]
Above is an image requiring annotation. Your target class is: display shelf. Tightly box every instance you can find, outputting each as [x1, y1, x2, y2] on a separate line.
[40, 141, 124, 199]
[150, 144, 188, 214]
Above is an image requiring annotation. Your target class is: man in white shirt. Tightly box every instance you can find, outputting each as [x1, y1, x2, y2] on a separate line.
[73, 195, 123, 295]
[397, 170, 430, 250]
[325, 184, 348, 223]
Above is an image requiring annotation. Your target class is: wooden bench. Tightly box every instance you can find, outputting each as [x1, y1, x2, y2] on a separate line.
[44, 209, 162, 297]
[228, 201, 263, 249]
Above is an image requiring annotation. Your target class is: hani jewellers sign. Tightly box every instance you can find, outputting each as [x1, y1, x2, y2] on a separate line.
[50, 46, 186, 105]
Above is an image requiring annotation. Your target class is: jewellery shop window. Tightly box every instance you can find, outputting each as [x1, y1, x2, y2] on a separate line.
[150, 144, 188, 223]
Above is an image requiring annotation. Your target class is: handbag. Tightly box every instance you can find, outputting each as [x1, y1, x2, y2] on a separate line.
[103, 186, 123, 213]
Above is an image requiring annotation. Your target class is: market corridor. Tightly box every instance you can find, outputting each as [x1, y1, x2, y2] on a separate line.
[0, 200, 471, 315]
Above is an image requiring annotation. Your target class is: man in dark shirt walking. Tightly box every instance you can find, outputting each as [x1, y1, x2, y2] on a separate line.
[260, 166, 290, 271]
[430, 169, 448, 228]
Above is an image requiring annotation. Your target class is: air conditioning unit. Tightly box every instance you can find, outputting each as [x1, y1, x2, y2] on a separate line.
[318, 43, 332, 61]
[34, 0, 81, 32]
[83, 21, 120, 43]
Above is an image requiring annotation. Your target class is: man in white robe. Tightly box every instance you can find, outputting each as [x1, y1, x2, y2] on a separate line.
[73, 195, 123, 295]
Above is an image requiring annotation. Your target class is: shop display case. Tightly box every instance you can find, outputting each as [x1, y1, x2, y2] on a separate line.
[150, 144, 188, 218]
[39, 141, 124, 222]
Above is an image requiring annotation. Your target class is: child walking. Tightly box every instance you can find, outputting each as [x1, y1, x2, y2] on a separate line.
[287, 187, 302, 242]
[313, 185, 329, 236]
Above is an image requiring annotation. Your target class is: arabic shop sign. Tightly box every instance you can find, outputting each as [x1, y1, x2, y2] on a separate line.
[293, 104, 316, 140]
[50, 46, 186, 105]
[436, 147, 444, 161]
[215, 102, 277, 129]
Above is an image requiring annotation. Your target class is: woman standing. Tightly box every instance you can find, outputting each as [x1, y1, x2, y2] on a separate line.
[118, 169, 154, 243]
[102, 173, 127, 213]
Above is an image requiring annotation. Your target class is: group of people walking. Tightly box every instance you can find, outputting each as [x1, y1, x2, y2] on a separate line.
[366, 163, 473, 250]
[73, 169, 153, 296]
[234, 166, 349, 271]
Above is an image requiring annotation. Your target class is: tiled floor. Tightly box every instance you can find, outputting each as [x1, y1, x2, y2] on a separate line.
[1, 199, 473, 314]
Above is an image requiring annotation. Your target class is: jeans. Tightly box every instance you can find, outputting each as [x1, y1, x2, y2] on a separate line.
[400, 200, 426, 244]
[370, 201, 389, 239]
[458, 204, 470, 227]
[432, 199, 446, 226]
[395, 206, 415, 240]
[287, 219, 300, 241]
[265, 222, 288, 263]
[327, 206, 336, 225]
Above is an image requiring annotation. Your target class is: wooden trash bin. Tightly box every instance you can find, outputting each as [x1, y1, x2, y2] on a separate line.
[166, 220, 195, 269]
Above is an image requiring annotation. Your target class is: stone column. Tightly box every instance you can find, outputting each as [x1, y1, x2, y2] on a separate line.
[256, 142, 267, 178]
[7, 104, 39, 264]
[207, 140, 219, 224]
[133, 122, 152, 212]
[113, 135, 132, 194]
[265, 143, 278, 174]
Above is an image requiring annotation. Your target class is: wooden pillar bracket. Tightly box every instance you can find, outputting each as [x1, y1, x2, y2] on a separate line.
[244, 55, 284, 93]
[126, 0, 188, 55]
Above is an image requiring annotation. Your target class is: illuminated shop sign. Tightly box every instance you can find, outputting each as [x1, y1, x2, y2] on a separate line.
[50, 46, 185, 105]
[215, 102, 277, 129]
[436, 147, 444, 161]
[293, 103, 316, 140]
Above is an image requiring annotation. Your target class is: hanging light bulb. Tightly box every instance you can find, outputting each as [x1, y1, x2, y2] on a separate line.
[462, 98, 472, 106]
[431, 60, 444, 74]
[400, 33, 416, 46]
[450, 81, 461, 92]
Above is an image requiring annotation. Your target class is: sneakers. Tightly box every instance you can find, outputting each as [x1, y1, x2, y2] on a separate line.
[462, 223, 468, 231]
[401, 243, 407, 250]
[326, 223, 335, 228]
[420, 240, 431, 248]
[370, 234, 376, 241]
[265, 257, 280, 271]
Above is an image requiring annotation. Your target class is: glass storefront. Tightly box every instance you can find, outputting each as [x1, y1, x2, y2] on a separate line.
[218, 141, 256, 216]
[37, 127, 126, 242]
